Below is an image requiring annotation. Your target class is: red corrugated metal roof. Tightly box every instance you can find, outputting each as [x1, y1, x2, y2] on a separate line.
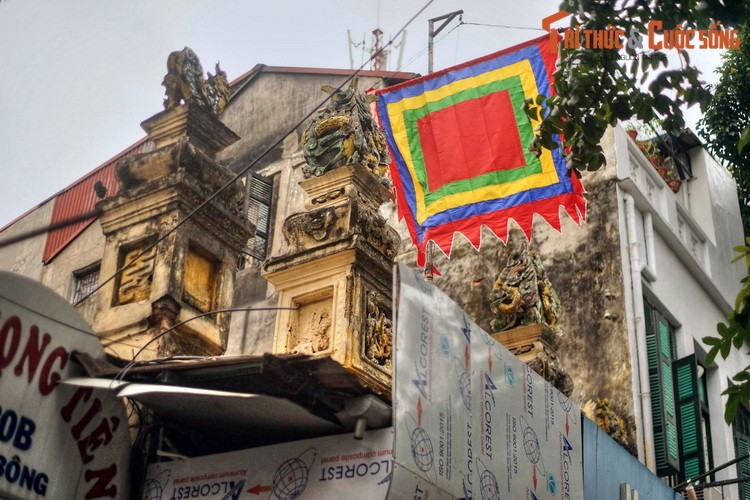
[41, 139, 148, 263]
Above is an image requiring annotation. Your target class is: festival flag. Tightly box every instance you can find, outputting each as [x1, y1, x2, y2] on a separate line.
[374, 34, 586, 265]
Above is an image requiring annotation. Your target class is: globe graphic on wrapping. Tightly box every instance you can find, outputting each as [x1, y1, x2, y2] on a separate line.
[272, 457, 309, 500]
[410, 427, 434, 471]
[459, 371, 472, 410]
[142, 479, 163, 500]
[558, 393, 573, 412]
[479, 469, 500, 500]
[523, 426, 541, 464]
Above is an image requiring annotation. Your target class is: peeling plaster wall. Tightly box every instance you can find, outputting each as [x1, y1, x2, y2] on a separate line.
[41, 221, 106, 325]
[0, 201, 53, 280]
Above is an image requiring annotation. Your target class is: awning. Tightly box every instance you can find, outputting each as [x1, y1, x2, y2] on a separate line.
[65, 352, 391, 454]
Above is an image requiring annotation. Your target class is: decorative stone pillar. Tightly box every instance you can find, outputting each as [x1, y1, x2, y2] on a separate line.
[262, 164, 398, 397]
[93, 104, 253, 359]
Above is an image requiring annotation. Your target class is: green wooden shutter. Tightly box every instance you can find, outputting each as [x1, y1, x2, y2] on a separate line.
[738, 437, 750, 500]
[733, 407, 750, 499]
[246, 174, 272, 260]
[644, 299, 680, 476]
[673, 355, 705, 483]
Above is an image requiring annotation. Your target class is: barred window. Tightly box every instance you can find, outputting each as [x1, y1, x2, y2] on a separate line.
[72, 264, 100, 303]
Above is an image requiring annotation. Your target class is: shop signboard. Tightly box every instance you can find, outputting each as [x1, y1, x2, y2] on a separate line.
[0, 272, 130, 499]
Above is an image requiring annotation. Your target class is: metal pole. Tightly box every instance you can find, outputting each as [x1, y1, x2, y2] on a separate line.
[427, 9, 463, 73]
[424, 10, 462, 275]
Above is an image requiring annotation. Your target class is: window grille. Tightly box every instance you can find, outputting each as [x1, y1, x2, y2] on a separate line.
[72, 265, 100, 303]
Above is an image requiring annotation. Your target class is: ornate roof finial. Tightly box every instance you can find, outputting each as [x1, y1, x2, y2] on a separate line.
[300, 79, 390, 180]
[161, 47, 230, 115]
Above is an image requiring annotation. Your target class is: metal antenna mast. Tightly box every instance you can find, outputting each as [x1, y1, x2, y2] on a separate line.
[372, 28, 385, 71]
[427, 9, 463, 73]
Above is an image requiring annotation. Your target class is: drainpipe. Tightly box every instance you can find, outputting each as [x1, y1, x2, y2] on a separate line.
[642, 212, 657, 283]
[624, 193, 657, 473]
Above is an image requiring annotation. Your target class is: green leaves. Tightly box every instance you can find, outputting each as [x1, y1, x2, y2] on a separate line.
[537, 1, 744, 174]
[739, 125, 750, 154]
[704, 237, 750, 423]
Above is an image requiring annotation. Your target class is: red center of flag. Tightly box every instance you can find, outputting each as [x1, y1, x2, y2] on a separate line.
[417, 90, 526, 192]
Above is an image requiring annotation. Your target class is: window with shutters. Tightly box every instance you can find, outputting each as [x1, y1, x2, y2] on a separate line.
[733, 406, 750, 499]
[645, 299, 714, 484]
[673, 356, 713, 484]
[246, 173, 272, 261]
[645, 298, 680, 477]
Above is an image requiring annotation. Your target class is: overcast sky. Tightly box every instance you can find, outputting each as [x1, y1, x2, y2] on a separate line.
[0, 0, 724, 228]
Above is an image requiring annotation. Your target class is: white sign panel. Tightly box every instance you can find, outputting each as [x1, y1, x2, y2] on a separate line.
[393, 263, 583, 499]
[392, 265, 476, 498]
[471, 327, 582, 499]
[0, 272, 130, 499]
[145, 428, 396, 499]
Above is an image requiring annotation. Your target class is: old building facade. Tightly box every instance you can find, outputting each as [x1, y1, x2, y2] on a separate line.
[0, 57, 747, 497]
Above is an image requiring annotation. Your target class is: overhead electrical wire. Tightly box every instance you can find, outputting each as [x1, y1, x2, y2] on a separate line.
[33, 0, 434, 355]
[460, 21, 546, 31]
[72, 0, 436, 312]
[113, 306, 298, 382]
[0, 289, 145, 351]
[368, 16, 542, 89]
[0, 2, 442, 356]
[0, 0, 509, 359]
[0, 14, 545, 254]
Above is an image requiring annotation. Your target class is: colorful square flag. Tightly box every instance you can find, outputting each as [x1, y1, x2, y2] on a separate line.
[374, 34, 586, 265]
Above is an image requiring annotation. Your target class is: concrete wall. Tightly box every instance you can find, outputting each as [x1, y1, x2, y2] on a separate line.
[0, 203, 106, 331]
[40, 221, 106, 325]
[0, 201, 53, 279]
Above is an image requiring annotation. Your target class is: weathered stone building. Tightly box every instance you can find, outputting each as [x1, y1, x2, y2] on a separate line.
[1, 55, 747, 497]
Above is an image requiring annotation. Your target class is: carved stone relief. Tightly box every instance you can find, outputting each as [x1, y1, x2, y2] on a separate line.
[300, 79, 390, 179]
[364, 291, 392, 372]
[488, 244, 562, 332]
[280, 200, 398, 259]
[117, 243, 157, 305]
[289, 290, 333, 355]
[162, 47, 230, 115]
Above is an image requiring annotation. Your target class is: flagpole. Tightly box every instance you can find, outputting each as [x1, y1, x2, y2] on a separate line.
[424, 241, 435, 281]
[427, 10, 463, 74]
[425, 11, 462, 280]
